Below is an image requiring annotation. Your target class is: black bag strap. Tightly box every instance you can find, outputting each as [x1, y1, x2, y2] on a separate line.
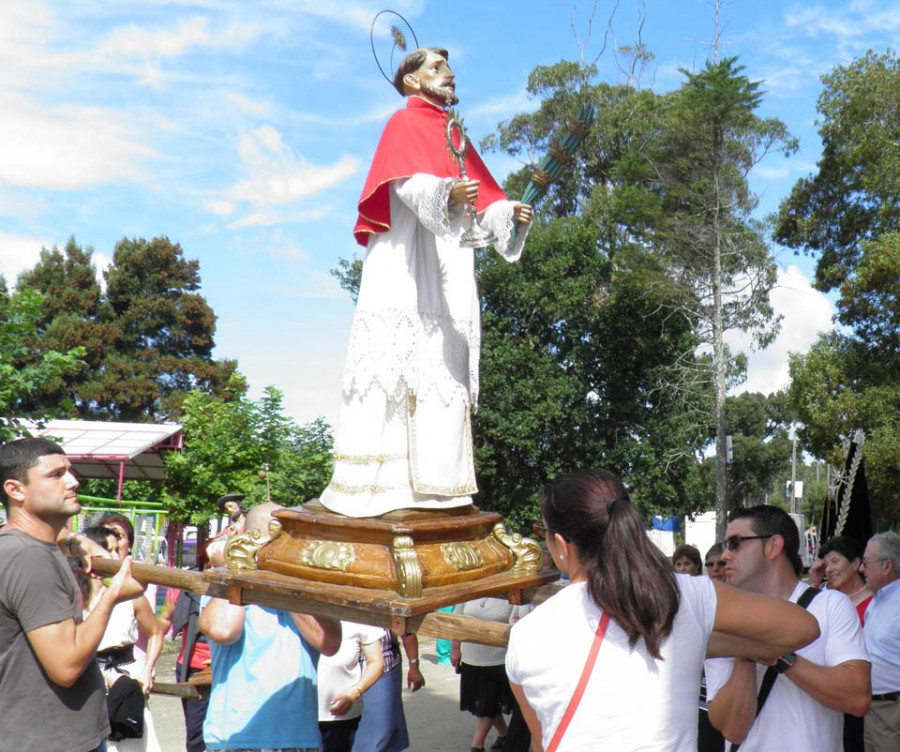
[730, 586, 820, 752]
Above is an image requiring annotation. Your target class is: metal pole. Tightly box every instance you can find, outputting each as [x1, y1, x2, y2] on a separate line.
[790, 438, 798, 515]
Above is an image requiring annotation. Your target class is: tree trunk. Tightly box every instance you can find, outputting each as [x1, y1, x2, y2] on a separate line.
[713, 170, 729, 540]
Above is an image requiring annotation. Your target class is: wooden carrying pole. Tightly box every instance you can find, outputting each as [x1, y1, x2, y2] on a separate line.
[91, 558, 516, 648]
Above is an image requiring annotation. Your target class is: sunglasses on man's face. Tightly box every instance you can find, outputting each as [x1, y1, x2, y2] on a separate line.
[723, 534, 773, 552]
[705, 560, 726, 569]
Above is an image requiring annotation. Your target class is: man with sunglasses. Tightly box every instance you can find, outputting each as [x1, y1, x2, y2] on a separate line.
[860, 532, 900, 751]
[705, 505, 870, 752]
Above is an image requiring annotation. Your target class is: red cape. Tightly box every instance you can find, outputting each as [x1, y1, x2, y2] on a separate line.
[354, 96, 508, 247]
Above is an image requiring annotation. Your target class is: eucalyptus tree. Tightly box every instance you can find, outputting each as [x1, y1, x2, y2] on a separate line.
[775, 51, 900, 527]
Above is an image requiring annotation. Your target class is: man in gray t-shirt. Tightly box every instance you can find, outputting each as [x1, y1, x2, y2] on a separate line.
[0, 438, 145, 752]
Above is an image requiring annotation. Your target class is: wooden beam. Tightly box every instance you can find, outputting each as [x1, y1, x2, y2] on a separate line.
[91, 559, 208, 594]
[91, 557, 554, 648]
[151, 682, 205, 700]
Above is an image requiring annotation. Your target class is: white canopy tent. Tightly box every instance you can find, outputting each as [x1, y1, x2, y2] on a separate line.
[18, 419, 183, 501]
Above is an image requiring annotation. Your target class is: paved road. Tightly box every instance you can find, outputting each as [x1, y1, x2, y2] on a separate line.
[152, 637, 494, 752]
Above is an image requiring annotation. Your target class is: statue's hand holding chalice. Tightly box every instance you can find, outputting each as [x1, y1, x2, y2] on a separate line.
[446, 111, 497, 249]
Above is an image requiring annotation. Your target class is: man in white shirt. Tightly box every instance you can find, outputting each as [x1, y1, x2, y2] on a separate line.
[861, 532, 900, 751]
[706, 505, 870, 752]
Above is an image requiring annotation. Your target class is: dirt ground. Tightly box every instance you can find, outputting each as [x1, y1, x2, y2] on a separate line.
[151, 636, 496, 752]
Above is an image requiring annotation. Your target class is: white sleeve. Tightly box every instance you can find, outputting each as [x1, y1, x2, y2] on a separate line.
[820, 591, 870, 666]
[680, 574, 718, 640]
[505, 621, 522, 685]
[703, 656, 737, 703]
[351, 621, 386, 646]
[393, 174, 455, 236]
[482, 200, 529, 262]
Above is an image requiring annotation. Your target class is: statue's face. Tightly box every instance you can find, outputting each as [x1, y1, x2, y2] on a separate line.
[411, 50, 458, 106]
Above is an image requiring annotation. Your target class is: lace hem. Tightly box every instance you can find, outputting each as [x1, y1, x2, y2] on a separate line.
[342, 308, 479, 407]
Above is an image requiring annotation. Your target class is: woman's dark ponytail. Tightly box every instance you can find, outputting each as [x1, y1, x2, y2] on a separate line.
[540, 469, 679, 659]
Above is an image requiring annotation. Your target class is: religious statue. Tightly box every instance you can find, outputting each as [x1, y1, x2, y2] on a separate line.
[318, 42, 533, 518]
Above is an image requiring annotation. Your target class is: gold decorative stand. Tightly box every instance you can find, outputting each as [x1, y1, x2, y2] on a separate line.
[93, 501, 555, 645]
[232, 502, 542, 598]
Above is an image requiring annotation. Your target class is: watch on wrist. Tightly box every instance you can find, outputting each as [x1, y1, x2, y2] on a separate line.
[408, 658, 419, 665]
[775, 652, 798, 673]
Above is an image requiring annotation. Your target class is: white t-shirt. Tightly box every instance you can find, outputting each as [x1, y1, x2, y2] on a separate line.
[317, 620, 385, 722]
[507, 575, 716, 752]
[705, 583, 869, 752]
[454, 597, 514, 666]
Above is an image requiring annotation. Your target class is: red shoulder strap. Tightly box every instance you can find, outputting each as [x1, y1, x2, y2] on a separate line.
[545, 611, 612, 752]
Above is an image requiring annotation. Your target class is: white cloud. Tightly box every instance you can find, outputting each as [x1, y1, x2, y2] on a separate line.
[93, 251, 113, 292]
[784, 1, 900, 40]
[205, 199, 236, 215]
[0, 232, 48, 284]
[222, 91, 271, 117]
[99, 15, 266, 60]
[260, 268, 347, 299]
[752, 164, 790, 181]
[727, 264, 834, 396]
[242, 346, 346, 426]
[0, 184, 51, 222]
[468, 90, 537, 120]
[227, 205, 332, 230]
[257, 229, 309, 262]
[0, 92, 155, 190]
[219, 125, 357, 218]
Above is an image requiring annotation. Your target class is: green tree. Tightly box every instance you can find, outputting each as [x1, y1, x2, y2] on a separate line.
[0, 283, 84, 442]
[775, 51, 900, 527]
[483, 58, 791, 534]
[14, 239, 113, 416]
[15, 236, 238, 421]
[699, 391, 792, 510]
[787, 334, 900, 528]
[629, 58, 794, 536]
[774, 50, 900, 294]
[163, 379, 261, 524]
[163, 380, 333, 523]
[474, 212, 707, 529]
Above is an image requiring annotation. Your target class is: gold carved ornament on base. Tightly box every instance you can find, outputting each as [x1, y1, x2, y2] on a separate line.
[300, 541, 357, 571]
[492, 523, 543, 573]
[392, 535, 423, 597]
[225, 520, 284, 571]
[441, 541, 484, 571]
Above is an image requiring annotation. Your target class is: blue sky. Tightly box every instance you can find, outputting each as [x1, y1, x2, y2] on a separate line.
[1, 0, 897, 426]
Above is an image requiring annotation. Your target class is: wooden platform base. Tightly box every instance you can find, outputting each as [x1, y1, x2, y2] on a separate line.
[205, 563, 558, 643]
[225, 501, 544, 598]
[91, 557, 559, 647]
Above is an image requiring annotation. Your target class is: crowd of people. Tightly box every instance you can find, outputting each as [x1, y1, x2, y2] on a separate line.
[5, 436, 900, 752]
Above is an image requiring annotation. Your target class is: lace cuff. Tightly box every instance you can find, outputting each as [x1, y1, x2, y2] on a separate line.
[394, 175, 456, 237]
[483, 200, 529, 262]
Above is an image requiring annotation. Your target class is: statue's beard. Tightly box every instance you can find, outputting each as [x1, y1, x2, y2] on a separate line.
[422, 80, 458, 106]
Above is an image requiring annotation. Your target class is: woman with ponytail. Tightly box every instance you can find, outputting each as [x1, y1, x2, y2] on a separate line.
[506, 469, 821, 752]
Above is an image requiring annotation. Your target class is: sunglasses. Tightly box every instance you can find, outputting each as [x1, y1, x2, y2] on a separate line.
[723, 534, 773, 551]
[705, 560, 727, 569]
